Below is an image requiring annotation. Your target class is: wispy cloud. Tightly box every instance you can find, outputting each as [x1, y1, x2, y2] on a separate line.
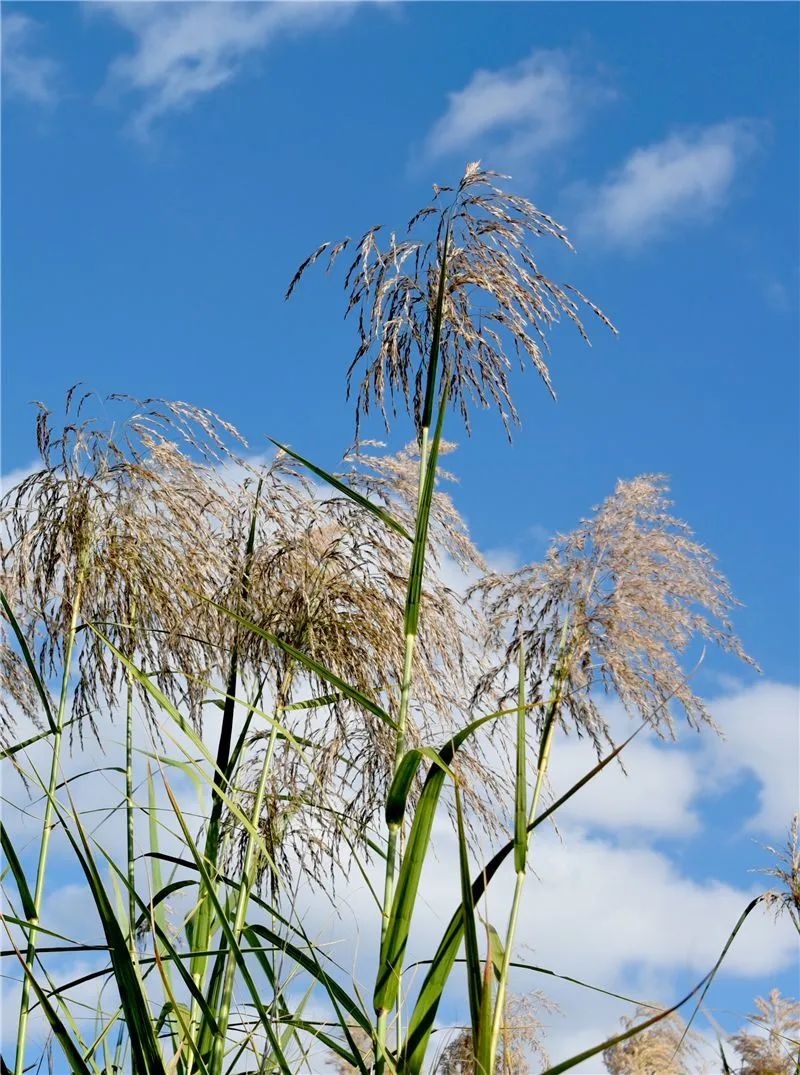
[574, 121, 760, 248]
[2, 13, 59, 106]
[96, 1, 358, 139]
[423, 48, 614, 165]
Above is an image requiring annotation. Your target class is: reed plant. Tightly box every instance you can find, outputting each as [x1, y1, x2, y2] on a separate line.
[1, 165, 791, 1075]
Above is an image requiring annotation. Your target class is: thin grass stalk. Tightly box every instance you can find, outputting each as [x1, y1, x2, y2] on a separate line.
[375, 377, 452, 1069]
[209, 667, 294, 1075]
[486, 619, 570, 1069]
[125, 671, 136, 951]
[375, 226, 451, 1072]
[125, 598, 139, 955]
[14, 571, 85, 1075]
[188, 482, 262, 1060]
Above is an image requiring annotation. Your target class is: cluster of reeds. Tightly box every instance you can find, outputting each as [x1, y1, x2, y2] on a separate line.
[1, 165, 795, 1075]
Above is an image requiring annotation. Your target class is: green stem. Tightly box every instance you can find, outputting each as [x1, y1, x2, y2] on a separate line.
[375, 223, 451, 1075]
[187, 481, 262, 1063]
[487, 623, 570, 1068]
[15, 574, 85, 1075]
[125, 600, 138, 954]
[375, 423, 431, 1073]
[126, 669, 136, 951]
[209, 668, 294, 1075]
[376, 567, 420, 1072]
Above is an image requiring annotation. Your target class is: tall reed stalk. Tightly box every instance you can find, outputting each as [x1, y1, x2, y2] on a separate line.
[486, 621, 569, 1069]
[125, 599, 138, 952]
[14, 568, 85, 1075]
[210, 666, 294, 1075]
[375, 225, 451, 1073]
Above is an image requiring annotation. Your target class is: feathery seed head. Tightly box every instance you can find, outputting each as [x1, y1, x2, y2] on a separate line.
[287, 163, 614, 438]
[472, 475, 755, 750]
[603, 1004, 702, 1074]
[729, 990, 800, 1075]
[1, 391, 244, 741]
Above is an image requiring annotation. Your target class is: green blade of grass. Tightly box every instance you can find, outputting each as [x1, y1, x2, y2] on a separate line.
[58, 800, 167, 1074]
[474, 944, 495, 1075]
[0, 589, 55, 734]
[160, 777, 293, 1075]
[1, 823, 36, 921]
[191, 480, 262, 1041]
[197, 601, 396, 730]
[0, 914, 107, 950]
[96, 844, 223, 1040]
[404, 370, 451, 641]
[0, 717, 80, 760]
[400, 723, 644, 1073]
[676, 894, 765, 1053]
[246, 922, 373, 1038]
[384, 747, 454, 828]
[268, 439, 412, 542]
[3, 924, 94, 1075]
[539, 972, 713, 1075]
[374, 708, 503, 1015]
[455, 787, 481, 1040]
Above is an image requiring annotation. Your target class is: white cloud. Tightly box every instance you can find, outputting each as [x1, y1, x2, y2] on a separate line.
[549, 732, 704, 835]
[1, 13, 59, 106]
[575, 121, 760, 248]
[703, 681, 799, 836]
[423, 48, 614, 164]
[95, 1, 358, 138]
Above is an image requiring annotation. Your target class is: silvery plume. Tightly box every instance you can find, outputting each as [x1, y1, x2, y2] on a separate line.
[224, 442, 496, 888]
[0, 389, 243, 743]
[603, 1004, 702, 1075]
[472, 475, 755, 752]
[287, 162, 614, 438]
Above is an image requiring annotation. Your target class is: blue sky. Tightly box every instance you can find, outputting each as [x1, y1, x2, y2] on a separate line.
[2, 2, 798, 1069]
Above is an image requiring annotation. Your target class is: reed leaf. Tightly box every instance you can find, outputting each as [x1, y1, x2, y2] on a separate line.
[375, 709, 504, 1016]
[160, 778, 293, 1075]
[0, 589, 54, 733]
[3, 927, 94, 1075]
[455, 787, 481, 1040]
[59, 803, 167, 1075]
[539, 971, 713, 1075]
[199, 599, 395, 730]
[268, 439, 412, 542]
[400, 724, 644, 1072]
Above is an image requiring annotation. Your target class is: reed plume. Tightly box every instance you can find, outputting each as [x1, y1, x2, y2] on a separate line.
[603, 1004, 701, 1074]
[760, 816, 800, 933]
[434, 992, 552, 1074]
[1, 390, 243, 737]
[287, 162, 614, 437]
[223, 442, 493, 889]
[729, 990, 800, 1075]
[472, 474, 755, 752]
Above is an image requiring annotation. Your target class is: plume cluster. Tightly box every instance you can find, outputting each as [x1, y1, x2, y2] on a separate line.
[472, 475, 754, 751]
[602, 1005, 701, 1074]
[287, 162, 614, 437]
[433, 992, 552, 1074]
[760, 816, 800, 933]
[729, 991, 800, 1075]
[0, 391, 243, 743]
